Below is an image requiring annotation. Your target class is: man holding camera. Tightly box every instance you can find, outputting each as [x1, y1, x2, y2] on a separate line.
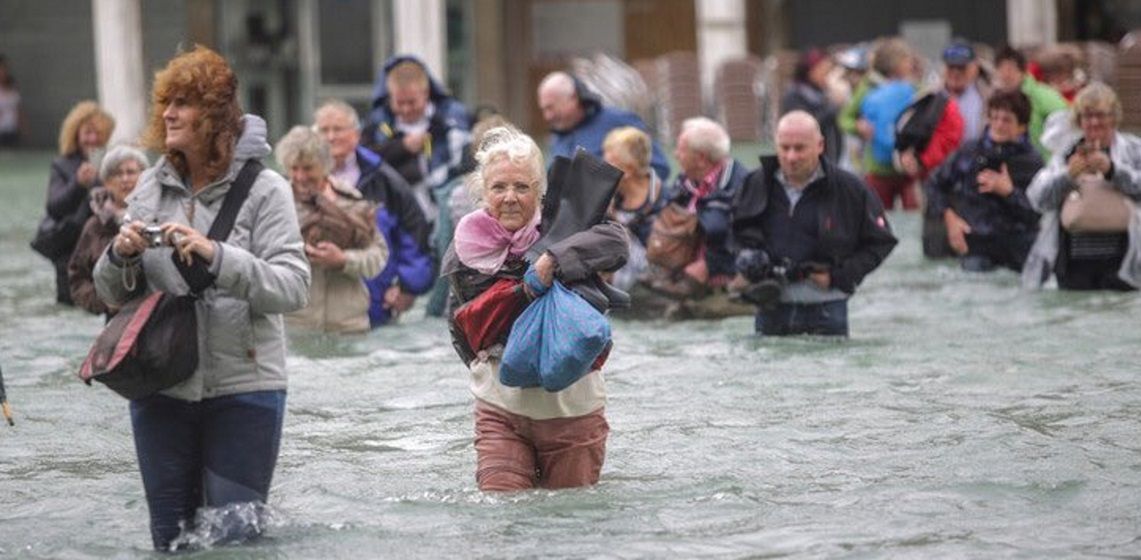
[731, 111, 897, 336]
[923, 90, 1043, 272]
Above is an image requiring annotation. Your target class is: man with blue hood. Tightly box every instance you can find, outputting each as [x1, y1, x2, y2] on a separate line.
[537, 71, 669, 182]
[363, 55, 472, 223]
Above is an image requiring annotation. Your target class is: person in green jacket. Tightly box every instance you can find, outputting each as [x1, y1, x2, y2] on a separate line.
[994, 46, 1069, 160]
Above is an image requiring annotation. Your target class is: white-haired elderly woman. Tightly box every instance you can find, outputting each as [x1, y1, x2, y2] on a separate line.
[276, 125, 388, 333]
[67, 144, 148, 316]
[442, 125, 628, 491]
[1023, 82, 1141, 291]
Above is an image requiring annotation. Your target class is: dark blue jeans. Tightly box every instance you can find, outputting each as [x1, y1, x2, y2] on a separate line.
[129, 390, 286, 551]
[754, 299, 849, 336]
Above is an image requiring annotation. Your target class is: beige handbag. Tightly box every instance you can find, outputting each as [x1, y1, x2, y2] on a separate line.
[1060, 175, 1134, 233]
[645, 203, 703, 272]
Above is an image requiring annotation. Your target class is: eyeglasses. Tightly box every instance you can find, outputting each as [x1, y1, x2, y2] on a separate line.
[315, 125, 354, 136]
[109, 167, 142, 179]
[1080, 110, 1113, 122]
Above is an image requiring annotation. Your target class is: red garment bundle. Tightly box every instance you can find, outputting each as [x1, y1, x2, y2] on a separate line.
[453, 278, 530, 352]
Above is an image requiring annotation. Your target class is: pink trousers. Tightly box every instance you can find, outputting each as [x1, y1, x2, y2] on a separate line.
[473, 401, 609, 491]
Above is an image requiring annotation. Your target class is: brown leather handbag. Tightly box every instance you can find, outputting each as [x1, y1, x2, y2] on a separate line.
[299, 195, 376, 250]
[645, 203, 702, 271]
[1060, 175, 1134, 233]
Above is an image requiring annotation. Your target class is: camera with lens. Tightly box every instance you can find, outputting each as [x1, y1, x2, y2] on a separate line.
[142, 225, 167, 248]
[733, 249, 825, 309]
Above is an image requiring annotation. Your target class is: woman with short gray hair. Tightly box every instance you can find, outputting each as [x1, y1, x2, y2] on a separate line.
[275, 125, 388, 333]
[67, 144, 148, 316]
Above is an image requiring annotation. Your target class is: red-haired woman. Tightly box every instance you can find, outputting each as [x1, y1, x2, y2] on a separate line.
[94, 45, 310, 551]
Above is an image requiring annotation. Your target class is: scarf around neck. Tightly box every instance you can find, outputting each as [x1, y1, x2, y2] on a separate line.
[454, 208, 541, 275]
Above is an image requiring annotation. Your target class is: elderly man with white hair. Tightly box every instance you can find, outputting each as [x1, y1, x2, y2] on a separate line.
[665, 117, 750, 286]
[537, 70, 670, 181]
[314, 99, 434, 327]
[731, 111, 897, 336]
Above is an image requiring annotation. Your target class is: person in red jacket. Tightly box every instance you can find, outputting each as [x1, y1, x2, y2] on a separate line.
[898, 94, 964, 182]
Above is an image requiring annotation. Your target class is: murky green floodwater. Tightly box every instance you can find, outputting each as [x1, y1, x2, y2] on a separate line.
[0, 150, 1138, 559]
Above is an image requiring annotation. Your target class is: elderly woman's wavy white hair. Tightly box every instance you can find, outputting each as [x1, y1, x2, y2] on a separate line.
[275, 125, 333, 175]
[465, 125, 546, 207]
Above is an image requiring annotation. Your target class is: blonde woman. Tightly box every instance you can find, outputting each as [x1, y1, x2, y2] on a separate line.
[39, 100, 114, 304]
[602, 126, 659, 290]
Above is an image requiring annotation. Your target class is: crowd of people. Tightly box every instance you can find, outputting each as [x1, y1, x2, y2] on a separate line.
[17, 36, 1141, 550]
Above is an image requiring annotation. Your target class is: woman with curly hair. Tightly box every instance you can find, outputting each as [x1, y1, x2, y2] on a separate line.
[37, 100, 114, 304]
[93, 45, 310, 550]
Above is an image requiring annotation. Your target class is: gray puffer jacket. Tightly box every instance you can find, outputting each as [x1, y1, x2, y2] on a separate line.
[94, 115, 311, 401]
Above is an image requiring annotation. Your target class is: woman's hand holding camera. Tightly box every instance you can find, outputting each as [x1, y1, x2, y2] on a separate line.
[1068, 141, 1112, 179]
[113, 220, 148, 258]
[1085, 148, 1112, 176]
[162, 223, 213, 265]
[112, 220, 211, 264]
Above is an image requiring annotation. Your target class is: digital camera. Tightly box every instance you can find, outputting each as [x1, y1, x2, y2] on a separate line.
[142, 225, 167, 248]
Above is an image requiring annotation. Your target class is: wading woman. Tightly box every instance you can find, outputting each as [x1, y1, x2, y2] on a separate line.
[443, 126, 628, 491]
[39, 101, 114, 305]
[94, 46, 310, 550]
[67, 144, 148, 316]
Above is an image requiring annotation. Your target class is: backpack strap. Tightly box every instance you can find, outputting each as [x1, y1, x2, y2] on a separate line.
[207, 159, 264, 241]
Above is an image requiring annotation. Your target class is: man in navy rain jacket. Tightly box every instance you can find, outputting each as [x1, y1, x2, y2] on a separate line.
[537, 71, 669, 182]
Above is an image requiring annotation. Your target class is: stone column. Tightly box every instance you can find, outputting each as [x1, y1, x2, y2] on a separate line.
[297, 0, 320, 122]
[695, 0, 748, 111]
[1007, 0, 1057, 47]
[92, 0, 146, 145]
[392, 0, 446, 81]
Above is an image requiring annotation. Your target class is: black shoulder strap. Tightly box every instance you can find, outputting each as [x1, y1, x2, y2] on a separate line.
[170, 158, 263, 296]
[207, 159, 264, 241]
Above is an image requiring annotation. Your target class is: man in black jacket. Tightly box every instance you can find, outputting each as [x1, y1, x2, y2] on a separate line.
[731, 111, 897, 336]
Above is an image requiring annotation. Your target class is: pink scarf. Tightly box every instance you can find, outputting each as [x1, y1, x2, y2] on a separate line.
[454, 209, 541, 275]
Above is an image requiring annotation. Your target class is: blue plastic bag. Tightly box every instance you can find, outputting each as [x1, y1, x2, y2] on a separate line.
[500, 269, 611, 392]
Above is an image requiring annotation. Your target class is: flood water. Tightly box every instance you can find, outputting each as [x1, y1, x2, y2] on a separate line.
[1, 150, 1138, 558]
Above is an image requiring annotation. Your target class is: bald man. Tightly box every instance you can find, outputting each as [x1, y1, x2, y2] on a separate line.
[731, 111, 897, 336]
[537, 71, 670, 181]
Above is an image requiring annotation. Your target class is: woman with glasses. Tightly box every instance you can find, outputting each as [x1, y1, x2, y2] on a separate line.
[1023, 82, 1141, 290]
[67, 145, 148, 316]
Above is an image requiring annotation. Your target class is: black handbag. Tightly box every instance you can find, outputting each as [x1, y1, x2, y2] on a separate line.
[78, 160, 263, 399]
[30, 210, 88, 260]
